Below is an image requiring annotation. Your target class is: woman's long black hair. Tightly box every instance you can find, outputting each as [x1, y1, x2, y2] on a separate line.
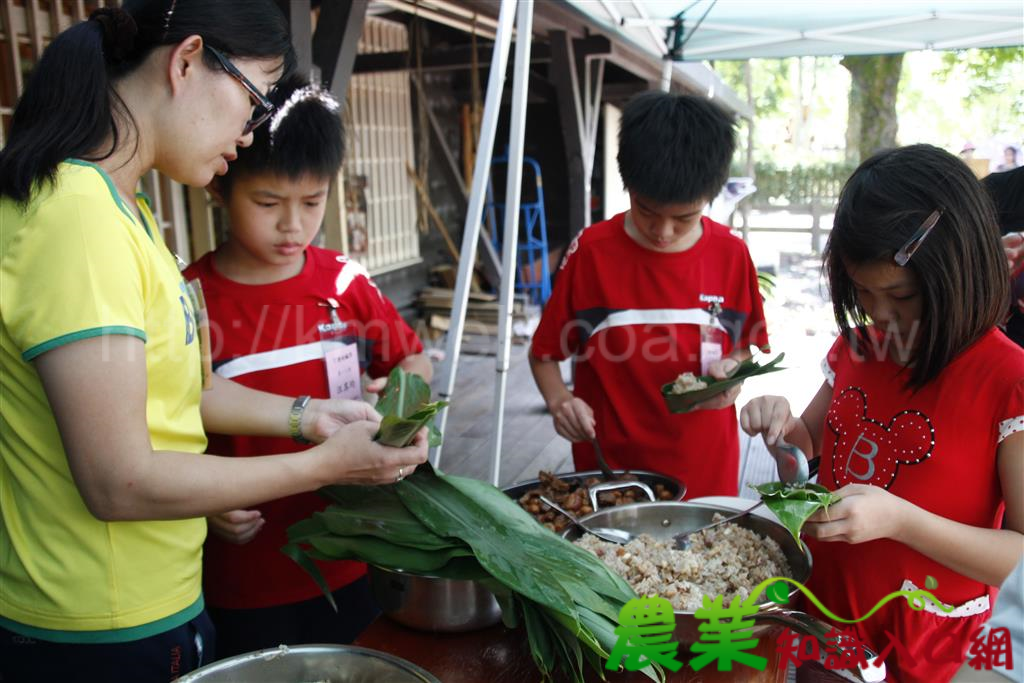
[0, 0, 295, 203]
[825, 144, 1008, 389]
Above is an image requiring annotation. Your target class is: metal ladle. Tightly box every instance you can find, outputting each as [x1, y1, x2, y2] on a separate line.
[775, 439, 810, 485]
[538, 495, 633, 545]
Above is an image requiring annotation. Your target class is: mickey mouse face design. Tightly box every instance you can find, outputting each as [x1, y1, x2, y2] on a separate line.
[826, 387, 935, 489]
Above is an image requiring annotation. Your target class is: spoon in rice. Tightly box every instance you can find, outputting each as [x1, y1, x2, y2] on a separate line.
[672, 447, 818, 550]
[539, 495, 633, 545]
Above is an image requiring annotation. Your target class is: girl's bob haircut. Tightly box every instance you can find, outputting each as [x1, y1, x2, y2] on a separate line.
[825, 144, 1009, 389]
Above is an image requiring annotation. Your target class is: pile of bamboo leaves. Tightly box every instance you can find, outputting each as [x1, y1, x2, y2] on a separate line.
[283, 465, 663, 682]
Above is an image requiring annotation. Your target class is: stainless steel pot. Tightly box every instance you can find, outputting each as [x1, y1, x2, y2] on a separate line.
[502, 469, 686, 506]
[368, 565, 502, 633]
[176, 644, 440, 682]
[563, 502, 886, 683]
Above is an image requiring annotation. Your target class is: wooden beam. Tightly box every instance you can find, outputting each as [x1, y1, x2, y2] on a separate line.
[351, 36, 610, 74]
[407, 163, 459, 263]
[411, 76, 466, 203]
[286, 0, 314, 80]
[312, 0, 369, 110]
[549, 30, 587, 240]
[411, 76, 502, 291]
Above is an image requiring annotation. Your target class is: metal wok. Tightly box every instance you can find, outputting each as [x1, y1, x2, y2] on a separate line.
[563, 501, 886, 683]
[502, 469, 686, 507]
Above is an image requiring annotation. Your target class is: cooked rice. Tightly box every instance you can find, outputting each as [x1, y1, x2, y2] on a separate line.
[574, 521, 790, 611]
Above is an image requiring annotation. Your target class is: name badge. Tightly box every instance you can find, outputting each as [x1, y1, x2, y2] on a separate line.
[324, 341, 362, 400]
[318, 298, 361, 400]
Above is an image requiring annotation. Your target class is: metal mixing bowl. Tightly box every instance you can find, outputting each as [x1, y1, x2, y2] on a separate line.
[368, 565, 503, 633]
[176, 644, 440, 682]
[564, 502, 885, 682]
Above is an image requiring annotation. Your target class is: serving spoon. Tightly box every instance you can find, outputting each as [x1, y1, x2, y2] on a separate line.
[539, 495, 633, 545]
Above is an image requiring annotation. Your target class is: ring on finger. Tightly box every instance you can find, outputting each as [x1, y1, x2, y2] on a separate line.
[396, 466, 405, 483]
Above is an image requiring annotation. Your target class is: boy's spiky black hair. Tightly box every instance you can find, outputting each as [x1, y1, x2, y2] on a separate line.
[220, 74, 344, 193]
[617, 91, 736, 205]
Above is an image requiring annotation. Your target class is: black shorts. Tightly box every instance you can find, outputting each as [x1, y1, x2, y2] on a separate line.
[0, 609, 215, 683]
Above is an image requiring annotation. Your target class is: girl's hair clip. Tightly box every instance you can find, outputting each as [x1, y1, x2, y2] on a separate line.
[894, 208, 944, 267]
[268, 85, 340, 145]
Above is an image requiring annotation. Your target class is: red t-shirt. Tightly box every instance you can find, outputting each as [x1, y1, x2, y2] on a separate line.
[805, 328, 1024, 682]
[530, 213, 769, 499]
[184, 246, 423, 609]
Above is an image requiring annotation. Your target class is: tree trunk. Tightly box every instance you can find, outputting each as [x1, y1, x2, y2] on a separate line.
[841, 54, 904, 165]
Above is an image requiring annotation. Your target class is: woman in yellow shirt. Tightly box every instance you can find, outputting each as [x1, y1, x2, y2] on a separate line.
[0, 2, 427, 680]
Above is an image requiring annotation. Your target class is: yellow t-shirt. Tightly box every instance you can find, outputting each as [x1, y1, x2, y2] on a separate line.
[0, 160, 207, 642]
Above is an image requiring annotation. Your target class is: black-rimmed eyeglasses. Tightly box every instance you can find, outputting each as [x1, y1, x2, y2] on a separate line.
[205, 45, 275, 135]
[894, 208, 944, 267]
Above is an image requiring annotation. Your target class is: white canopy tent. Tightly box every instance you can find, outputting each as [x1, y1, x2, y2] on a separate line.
[572, 0, 1023, 61]
[430, 0, 1023, 485]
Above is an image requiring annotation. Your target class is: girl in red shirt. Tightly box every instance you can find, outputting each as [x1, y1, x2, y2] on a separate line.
[741, 144, 1024, 683]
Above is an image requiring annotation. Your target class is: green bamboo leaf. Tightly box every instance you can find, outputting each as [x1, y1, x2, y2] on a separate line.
[434, 468, 636, 606]
[397, 469, 584, 625]
[285, 515, 327, 543]
[372, 368, 448, 447]
[522, 600, 556, 677]
[661, 352, 787, 414]
[306, 534, 473, 572]
[281, 543, 337, 611]
[544, 609, 584, 681]
[315, 507, 460, 551]
[751, 481, 840, 549]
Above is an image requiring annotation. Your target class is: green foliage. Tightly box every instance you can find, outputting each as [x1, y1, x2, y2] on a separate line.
[738, 161, 856, 207]
[935, 47, 1024, 118]
[714, 58, 793, 117]
[757, 270, 776, 299]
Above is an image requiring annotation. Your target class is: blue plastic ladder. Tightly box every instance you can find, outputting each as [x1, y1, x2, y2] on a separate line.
[484, 150, 552, 306]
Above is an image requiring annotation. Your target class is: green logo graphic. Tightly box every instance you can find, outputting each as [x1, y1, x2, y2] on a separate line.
[689, 594, 768, 672]
[610, 576, 959, 674]
[606, 596, 683, 672]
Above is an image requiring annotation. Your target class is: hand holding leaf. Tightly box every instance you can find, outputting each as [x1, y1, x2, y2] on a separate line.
[373, 367, 448, 447]
[751, 481, 840, 549]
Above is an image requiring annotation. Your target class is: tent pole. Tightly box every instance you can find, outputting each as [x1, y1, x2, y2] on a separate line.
[660, 56, 672, 91]
[488, 0, 534, 487]
[430, 0, 516, 468]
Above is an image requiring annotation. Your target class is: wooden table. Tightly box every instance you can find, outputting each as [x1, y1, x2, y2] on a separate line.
[356, 617, 789, 682]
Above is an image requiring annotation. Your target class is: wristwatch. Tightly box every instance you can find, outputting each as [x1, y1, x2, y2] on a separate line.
[289, 395, 313, 444]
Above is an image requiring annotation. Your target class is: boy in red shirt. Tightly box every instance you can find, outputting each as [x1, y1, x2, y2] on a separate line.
[184, 77, 431, 657]
[530, 92, 768, 499]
